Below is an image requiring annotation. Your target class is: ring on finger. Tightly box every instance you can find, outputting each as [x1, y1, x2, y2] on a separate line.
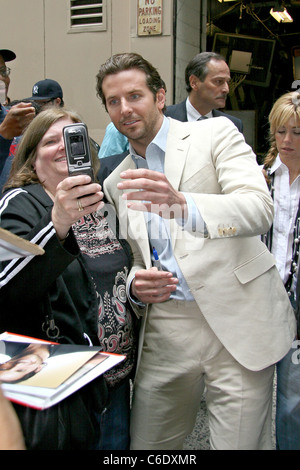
[77, 198, 84, 212]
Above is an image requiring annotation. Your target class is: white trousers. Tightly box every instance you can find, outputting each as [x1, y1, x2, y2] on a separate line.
[130, 300, 274, 450]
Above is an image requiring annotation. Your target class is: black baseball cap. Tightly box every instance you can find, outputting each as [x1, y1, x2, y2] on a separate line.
[0, 49, 16, 62]
[26, 79, 63, 101]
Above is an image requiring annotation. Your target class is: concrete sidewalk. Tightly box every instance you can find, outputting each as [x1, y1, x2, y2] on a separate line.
[183, 394, 210, 450]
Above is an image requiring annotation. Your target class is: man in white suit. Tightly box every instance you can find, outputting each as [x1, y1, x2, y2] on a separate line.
[96, 53, 296, 450]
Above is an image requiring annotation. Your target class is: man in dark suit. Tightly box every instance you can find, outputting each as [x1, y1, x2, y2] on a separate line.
[165, 52, 243, 132]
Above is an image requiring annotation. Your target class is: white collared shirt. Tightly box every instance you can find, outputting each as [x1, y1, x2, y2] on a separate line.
[269, 155, 300, 284]
[186, 97, 212, 121]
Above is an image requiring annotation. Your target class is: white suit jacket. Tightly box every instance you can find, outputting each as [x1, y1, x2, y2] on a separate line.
[104, 117, 296, 371]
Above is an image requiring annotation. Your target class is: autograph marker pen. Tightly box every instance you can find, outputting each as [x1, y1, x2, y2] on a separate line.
[152, 247, 162, 271]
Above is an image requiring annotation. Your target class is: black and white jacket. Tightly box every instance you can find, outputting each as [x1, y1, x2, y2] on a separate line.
[0, 183, 100, 346]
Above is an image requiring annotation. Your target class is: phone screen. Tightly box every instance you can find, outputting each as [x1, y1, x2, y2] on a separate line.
[69, 135, 89, 162]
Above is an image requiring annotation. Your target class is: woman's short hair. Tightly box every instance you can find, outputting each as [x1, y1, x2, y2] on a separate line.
[5, 107, 100, 189]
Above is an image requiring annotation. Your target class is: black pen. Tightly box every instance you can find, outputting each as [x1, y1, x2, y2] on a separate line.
[152, 247, 162, 271]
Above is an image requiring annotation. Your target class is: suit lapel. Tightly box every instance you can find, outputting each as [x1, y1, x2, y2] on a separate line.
[178, 100, 188, 121]
[164, 119, 191, 249]
[126, 204, 151, 267]
[114, 155, 151, 268]
[164, 118, 190, 190]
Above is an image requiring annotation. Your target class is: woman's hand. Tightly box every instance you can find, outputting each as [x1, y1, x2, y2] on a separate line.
[0, 385, 25, 450]
[51, 174, 104, 241]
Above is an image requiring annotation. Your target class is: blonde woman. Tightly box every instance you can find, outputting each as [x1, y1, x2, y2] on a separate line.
[263, 91, 300, 450]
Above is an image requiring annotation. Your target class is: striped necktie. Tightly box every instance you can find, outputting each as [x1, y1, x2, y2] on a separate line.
[197, 115, 208, 121]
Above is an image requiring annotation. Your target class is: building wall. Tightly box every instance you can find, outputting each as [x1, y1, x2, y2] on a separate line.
[174, 0, 201, 104]
[0, 0, 174, 144]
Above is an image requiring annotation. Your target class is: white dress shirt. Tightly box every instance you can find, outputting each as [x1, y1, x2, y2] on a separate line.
[186, 97, 212, 121]
[269, 155, 300, 285]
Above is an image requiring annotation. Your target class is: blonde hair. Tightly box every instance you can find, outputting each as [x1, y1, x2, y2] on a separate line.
[263, 91, 300, 171]
[5, 107, 100, 190]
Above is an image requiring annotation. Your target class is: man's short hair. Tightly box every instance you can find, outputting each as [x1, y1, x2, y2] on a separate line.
[185, 52, 226, 93]
[96, 52, 166, 111]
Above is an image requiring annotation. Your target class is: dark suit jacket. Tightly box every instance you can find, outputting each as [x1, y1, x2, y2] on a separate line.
[98, 151, 129, 187]
[164, 99, 243, 133]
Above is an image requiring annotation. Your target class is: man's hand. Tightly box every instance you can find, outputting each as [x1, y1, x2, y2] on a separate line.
[0, 102, 36, 139]
[117, 168, 188, 219]
[132, 267, 178, 304]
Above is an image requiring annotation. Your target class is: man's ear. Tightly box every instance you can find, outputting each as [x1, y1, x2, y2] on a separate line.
[54, 98, 62, 106]
[156, 88, 166, 110]
[189, 74, 199, 91]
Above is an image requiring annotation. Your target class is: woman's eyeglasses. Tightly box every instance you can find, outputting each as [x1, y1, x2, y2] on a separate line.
[0, 66, 11, 78]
